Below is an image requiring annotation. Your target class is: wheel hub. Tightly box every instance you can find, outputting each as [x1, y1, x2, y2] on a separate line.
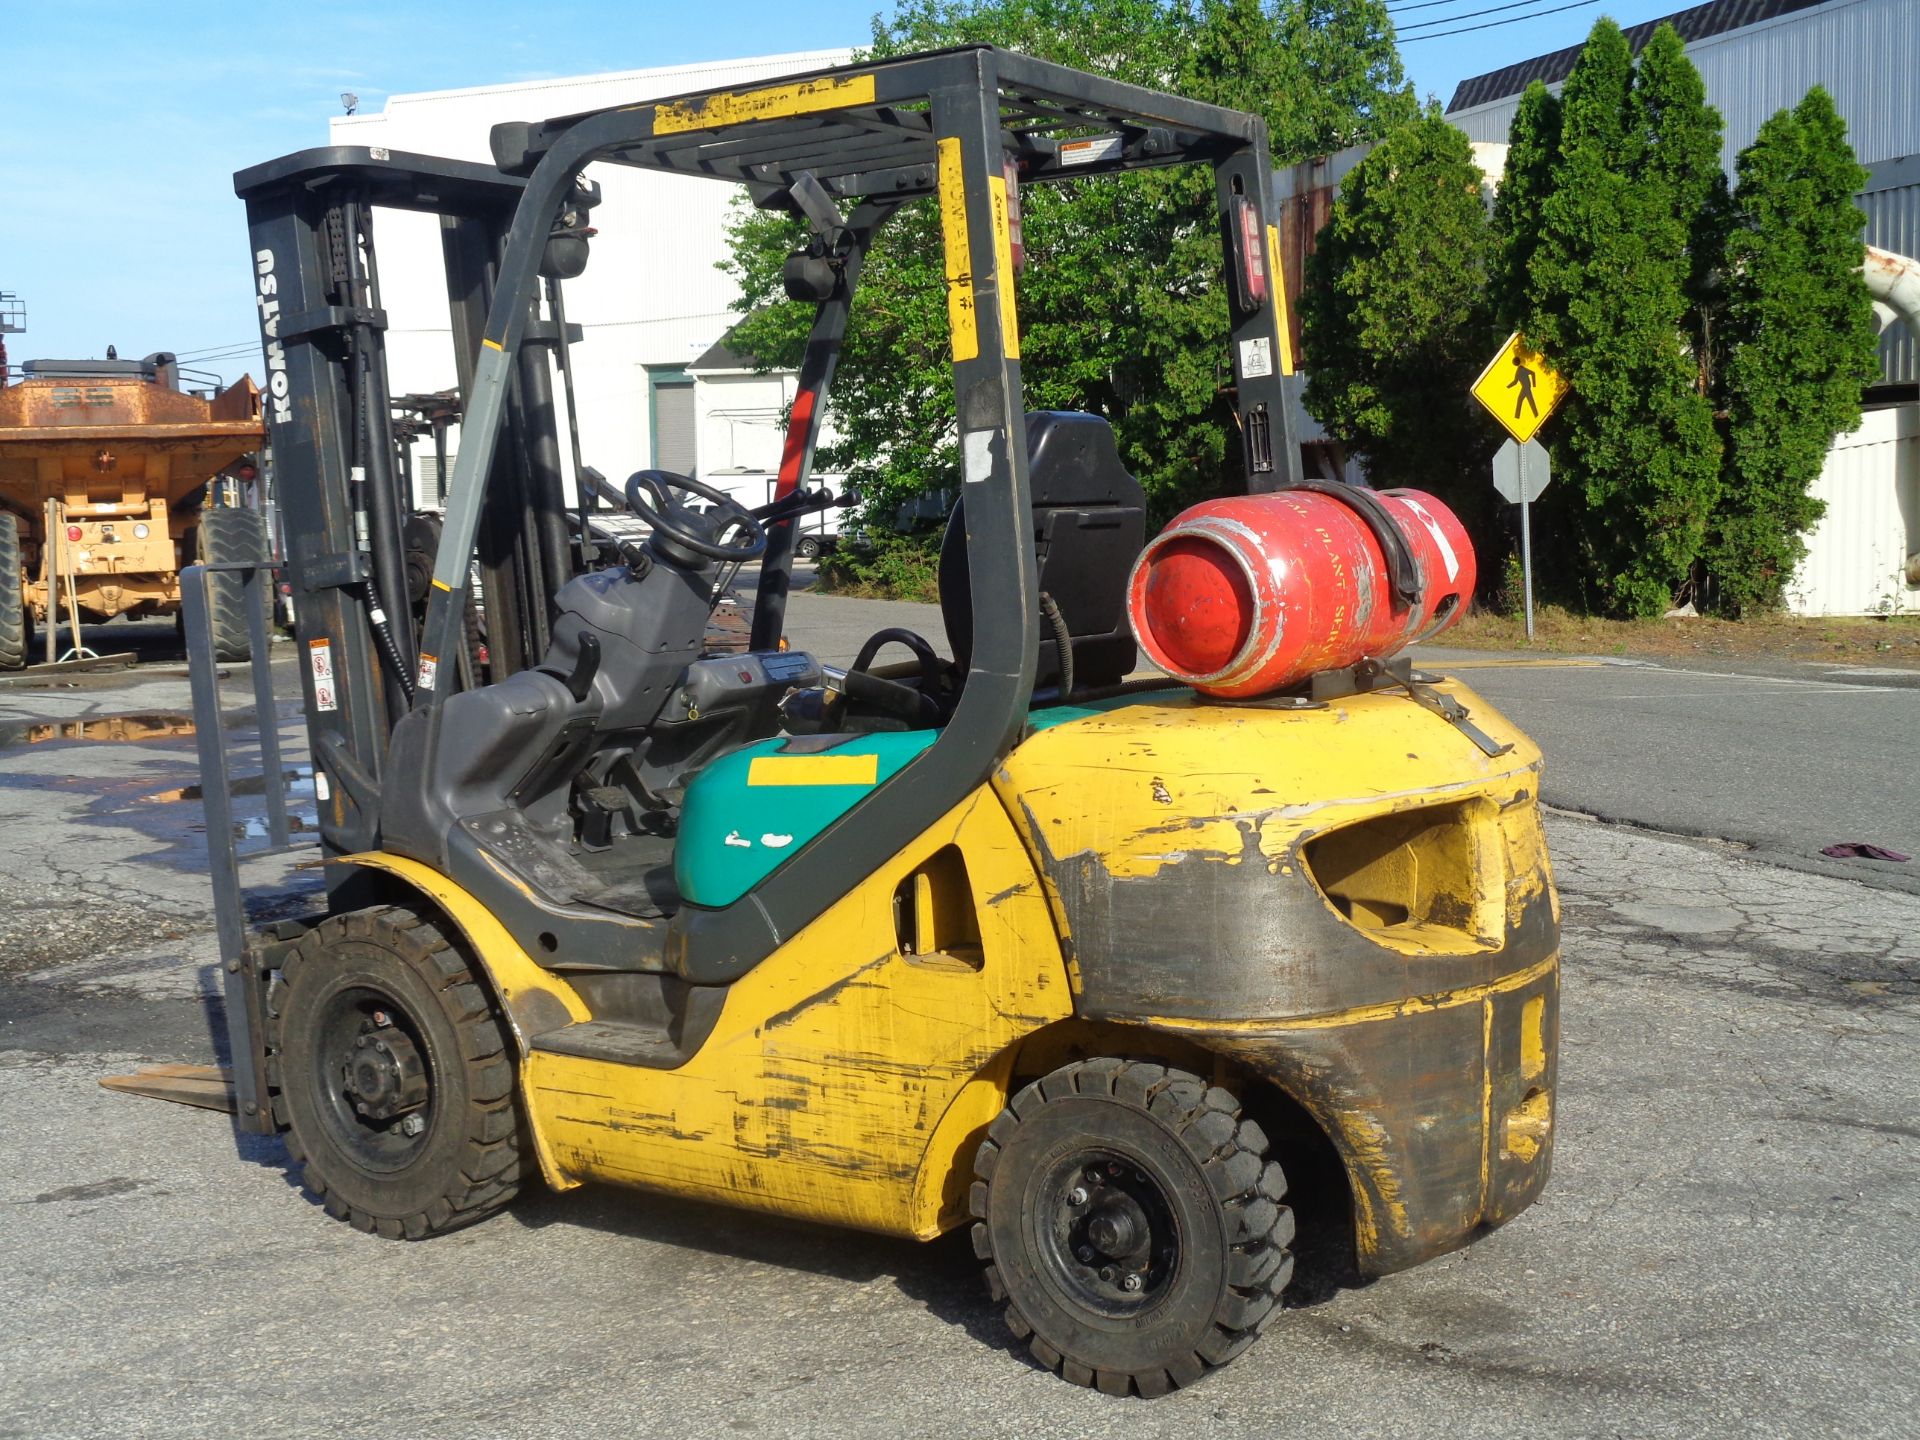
[342, 1024, 428, 1121]
[1046, 1155, 1176, 1314]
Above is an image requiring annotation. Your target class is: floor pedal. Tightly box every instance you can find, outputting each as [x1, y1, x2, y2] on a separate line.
[529, 1019, 693, 1069]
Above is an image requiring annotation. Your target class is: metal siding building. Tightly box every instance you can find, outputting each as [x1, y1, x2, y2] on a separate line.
[1447, 0, 1918, 169]
[1446, 0, 1920, 385]
[1789, 405, 1919, 615]
[1863, 155, 1920, 387]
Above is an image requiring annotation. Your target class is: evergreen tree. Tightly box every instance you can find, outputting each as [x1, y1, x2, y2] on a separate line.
[1299, 108, 1498, 551]
[722, 0, 1416, 526]
[1634, 22, 1729, 392]
[1709, 88, 1879, 614]
[1489, 81, 1559, 334]
[1525, 19, 1721, 618]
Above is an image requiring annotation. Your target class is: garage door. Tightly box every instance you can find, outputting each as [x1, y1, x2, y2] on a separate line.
[654, 376, 697, 474]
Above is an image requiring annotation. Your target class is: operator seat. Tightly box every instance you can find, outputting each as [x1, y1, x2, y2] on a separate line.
[940, 411, 1146, 695]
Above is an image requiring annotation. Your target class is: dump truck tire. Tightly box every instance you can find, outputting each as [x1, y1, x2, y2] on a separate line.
[970, 1059, 1294, 1397]
[269, 905, 534, 1239]
[0, 513, 26, 669]
[197, 506, 270, 663]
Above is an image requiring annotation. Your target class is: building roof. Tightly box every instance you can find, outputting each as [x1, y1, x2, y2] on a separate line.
[1446, 0, 1831, 112]
[689, 336, 757, 373]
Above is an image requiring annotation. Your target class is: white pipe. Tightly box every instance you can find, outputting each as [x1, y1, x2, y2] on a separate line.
[1863, 245, 1920, 348]
[1861, 247, 1920, 586]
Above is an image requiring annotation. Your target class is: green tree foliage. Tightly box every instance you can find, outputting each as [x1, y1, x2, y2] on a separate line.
[1298, 108, 1498, 547]
[1708, 87, 1878, 614]
[1522, 19, 1722, 618]
[721, 0, 1415, 525]
[1634, 23, 1728, 386]
[1488, 81, 1559, 334]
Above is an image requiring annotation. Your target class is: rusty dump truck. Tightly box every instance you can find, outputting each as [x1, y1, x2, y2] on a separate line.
[0, 351, 267, 666]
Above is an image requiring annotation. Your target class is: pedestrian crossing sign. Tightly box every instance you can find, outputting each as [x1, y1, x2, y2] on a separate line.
[1471, 331, 1567, 444]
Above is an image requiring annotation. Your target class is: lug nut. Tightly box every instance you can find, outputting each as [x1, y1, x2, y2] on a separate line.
[1067, 1186, 1088, 1206]
[1076, 1246, 1095, 1264]
[1122, 1273, 1143, 1293]
[1099, 1266, 1114, 1283]
[400, 1114, 425, 1137]
[373, 1010, 392, 1028]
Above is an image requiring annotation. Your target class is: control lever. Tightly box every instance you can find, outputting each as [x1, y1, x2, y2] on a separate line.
[752, 487, 841, 523]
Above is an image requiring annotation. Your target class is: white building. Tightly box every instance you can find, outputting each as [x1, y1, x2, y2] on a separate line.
[330, 48, 854, 510]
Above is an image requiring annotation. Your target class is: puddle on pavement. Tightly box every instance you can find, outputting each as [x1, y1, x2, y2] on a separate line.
[0, 710, 319, 877]
[0, 711, 197, 749]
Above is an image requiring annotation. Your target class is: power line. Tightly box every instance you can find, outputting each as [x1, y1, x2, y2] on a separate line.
[173, 340, 259, 360]
[1397, 0, 1564, 35]
[1399, 0, 1600, 44]
[1387, 0, 1488, 13]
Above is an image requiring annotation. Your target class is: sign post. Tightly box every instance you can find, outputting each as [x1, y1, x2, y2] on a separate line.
[1491, 439, 1551, 640]
[1474, 333, 1567, 643]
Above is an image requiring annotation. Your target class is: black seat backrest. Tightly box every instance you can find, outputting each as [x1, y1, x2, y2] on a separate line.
[940, 411, 1146, 694]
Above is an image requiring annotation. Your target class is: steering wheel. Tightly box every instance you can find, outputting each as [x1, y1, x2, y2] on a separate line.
[623, 469, 767, 563]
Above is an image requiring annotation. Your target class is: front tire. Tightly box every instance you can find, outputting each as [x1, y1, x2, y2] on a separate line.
[269, 905, 532, 1238]
[794, 534, 822, 560]
[971, 1059, 1293, 1397]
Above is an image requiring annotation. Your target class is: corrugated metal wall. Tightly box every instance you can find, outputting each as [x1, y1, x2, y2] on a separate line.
[1864, 159, 1919, 385]
[1445, 0, 1919, 386]
[1787, 404, 1919, 616]
[1447, 0, 1918, 170]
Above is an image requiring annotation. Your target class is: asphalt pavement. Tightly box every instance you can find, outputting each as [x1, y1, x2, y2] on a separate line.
[1414, 648, 1920, 897]
[1, 599, 1917, 1438]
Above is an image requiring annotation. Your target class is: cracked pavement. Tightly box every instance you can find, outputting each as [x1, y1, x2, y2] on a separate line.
[1, 624, 1916, 1439]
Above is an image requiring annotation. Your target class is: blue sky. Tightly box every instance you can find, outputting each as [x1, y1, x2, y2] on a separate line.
[0, 1, 1681, 381]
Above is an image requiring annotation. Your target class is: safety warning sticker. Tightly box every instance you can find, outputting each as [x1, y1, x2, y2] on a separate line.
[308, 639, 338, 713]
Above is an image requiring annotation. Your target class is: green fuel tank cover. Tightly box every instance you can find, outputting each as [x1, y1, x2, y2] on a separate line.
[675, 730, 939, 909]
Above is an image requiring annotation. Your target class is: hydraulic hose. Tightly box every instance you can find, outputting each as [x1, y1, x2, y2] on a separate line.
[1038, 591, 1073, 702]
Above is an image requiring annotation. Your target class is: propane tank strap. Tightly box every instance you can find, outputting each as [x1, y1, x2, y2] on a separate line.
[1273, 479, 1421, 613]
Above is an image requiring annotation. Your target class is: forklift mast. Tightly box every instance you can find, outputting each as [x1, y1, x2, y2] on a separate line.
[234, 149, 598, 867]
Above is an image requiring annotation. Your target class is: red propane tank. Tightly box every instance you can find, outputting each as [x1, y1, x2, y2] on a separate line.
[1126, 487, 1475, 698]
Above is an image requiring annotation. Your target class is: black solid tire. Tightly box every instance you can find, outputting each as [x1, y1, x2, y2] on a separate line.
[0, 512, 26, 669]
[971, 1059, 1294, 1398]
[197, 505, 270, 663]
[269, 905, 533, 1239]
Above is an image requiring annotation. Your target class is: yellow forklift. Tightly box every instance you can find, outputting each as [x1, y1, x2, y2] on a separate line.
[205, 48, 1559, 1397]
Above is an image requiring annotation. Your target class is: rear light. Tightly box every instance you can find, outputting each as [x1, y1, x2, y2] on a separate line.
[1230, 196, 1268, 314]
[1002, 156, 1025, 273]
[66, 525, 82, 542]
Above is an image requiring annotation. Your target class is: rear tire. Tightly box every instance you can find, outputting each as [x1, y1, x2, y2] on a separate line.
[269, 905, 533, 1239]
[971, 1059, 1294, 1397]
[794, 535, 822, 560]
[0, 513, 26, 669]
[196, 506, 270, 663]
